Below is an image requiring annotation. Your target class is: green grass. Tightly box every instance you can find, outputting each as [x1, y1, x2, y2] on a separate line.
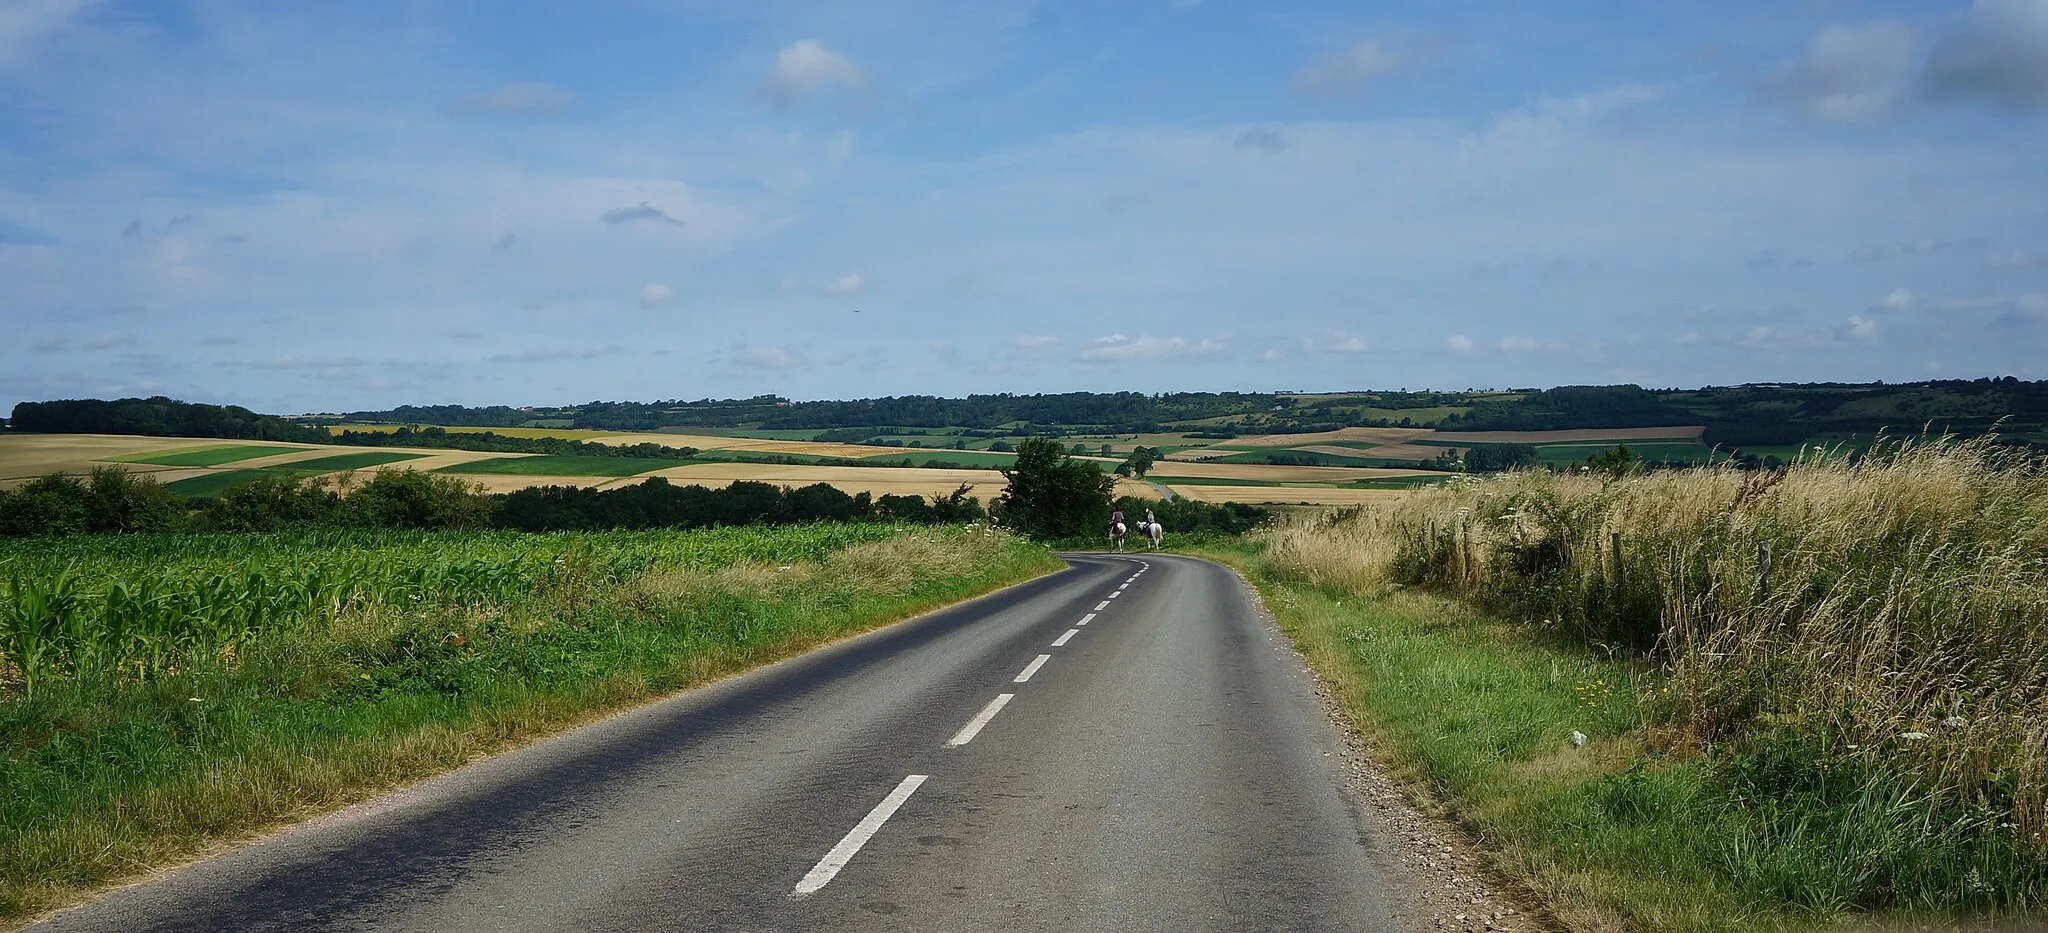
[0, 525, 1061, 923]
[1532, 442, 1725, 465]
[162, 470, 276, 498]
[436, 455, 692, 476]
[268, 452, 425, 473]
[108, 445, 304, 467]
[1349, 475, 1454, 489]
[1207, 449, 1423, 468]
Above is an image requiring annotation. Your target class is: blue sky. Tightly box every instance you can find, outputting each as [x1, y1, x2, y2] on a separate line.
[3, 0, 2046, 414]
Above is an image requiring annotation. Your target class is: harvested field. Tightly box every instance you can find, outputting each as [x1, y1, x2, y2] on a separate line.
[107, 444, 306, 467]
[1148, 461, 1437, 483]
[263, 452, 426, 473]
[437, 455, 690, 477]
[0, 434, 298, 485]
[1428, 425, 1705, 444]
[443, 474, 623, 494]
[589, 431, 885, 460]
[1166, 485, 1413, 505]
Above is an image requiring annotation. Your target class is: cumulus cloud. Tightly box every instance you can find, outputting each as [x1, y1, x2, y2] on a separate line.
[1764, 21, 1919, 122]
[1497, 335, 1541, 352]
[1843, 315, 1881, 340]
[1259, 348, 1287, 362]
[451, 82, 577, 117]
[1290, 38, 1419, 96]
[1303, 330, 1369, 353]
[825, 272, 866, 295]
[1851, 237, 1945, 262]
[1233, 127, 1288, 154]
[755, 39, 869, 108]
[1444, 335, 1474, 352]
[727, 343, 807, 370]
[1012, 334, 1058, 348]
[639, 282, 675, 308]
[601, 201, 684, 226]
[484, 346, 622, 363]
[1080, 334, 1226, 362]
[1876, 287, 1915, 311]
[1922, 0, 2048, 111]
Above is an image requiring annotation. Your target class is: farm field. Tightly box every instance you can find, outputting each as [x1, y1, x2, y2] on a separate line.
[858, 449, 1019, 468]
[327, 424, 626, 440]
[436, 455, 693, 477]
[260, 451, 426, 473]
[1148, 461, 1436, 483]
[106, 444, 306, 467]
[0, 434, 302, 484]
[587, 430, 889, 460]
[1167, 485, 1412, 505]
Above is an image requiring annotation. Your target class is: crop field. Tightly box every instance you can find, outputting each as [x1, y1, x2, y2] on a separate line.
[106, 444, 307, 467]
[162, 469, 277, 498]
[0, 435, 276, 485]
[1167, 485, 1412, 505]
[1428, 426, 1705, 444]
[1149, 461, 1435, 483]
[590, 431, 887, 460]
[1529, 441, 1726, 465]
[859, 450, 1018, 468]
[436, 455, 690, 477]
[263, 451, 427, 472]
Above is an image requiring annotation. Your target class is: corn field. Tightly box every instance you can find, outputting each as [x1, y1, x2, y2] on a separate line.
[0, 524, 901, 699]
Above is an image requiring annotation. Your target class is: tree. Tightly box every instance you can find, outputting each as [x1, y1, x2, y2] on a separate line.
[995, 437, 1115, 540]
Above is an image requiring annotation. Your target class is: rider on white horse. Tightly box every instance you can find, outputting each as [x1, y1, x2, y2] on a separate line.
[1107, 506, 1127, 552]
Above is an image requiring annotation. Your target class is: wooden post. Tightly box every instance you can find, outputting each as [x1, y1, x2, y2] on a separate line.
[1610, 531, 1624, 589]
[1457, 509, 1472, 588]
[1756, 542, 1773, 599]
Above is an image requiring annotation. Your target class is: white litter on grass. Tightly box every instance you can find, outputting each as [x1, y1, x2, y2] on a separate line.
[1569, 731, 1587, 748]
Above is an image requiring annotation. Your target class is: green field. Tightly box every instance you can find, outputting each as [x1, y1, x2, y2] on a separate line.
[1349, 475, 1455, 489]
[162, 470, 276, 498]
[436, 455, 690, 476]
[1531, 442, 1724, 465]
[268, 452, 425, 473]
[109, 445, 304, 467]
[1207, 449, 1417, 468]
[1150, 475, 1340, 488]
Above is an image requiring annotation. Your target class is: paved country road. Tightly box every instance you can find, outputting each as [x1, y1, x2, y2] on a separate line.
[29, 555, 1417, 933]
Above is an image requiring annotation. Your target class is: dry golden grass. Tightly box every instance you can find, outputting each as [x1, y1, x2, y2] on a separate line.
[0, 435, 264, 483]
[1263, 438, 2048, 837]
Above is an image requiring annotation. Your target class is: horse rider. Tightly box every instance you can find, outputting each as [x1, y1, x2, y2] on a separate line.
[1108, 505, 1125, 536]
[1144, 508, 1157, 531]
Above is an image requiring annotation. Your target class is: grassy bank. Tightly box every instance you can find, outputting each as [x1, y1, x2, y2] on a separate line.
[1196, 437, 2048, 931]
[0, 523, 1059, 925]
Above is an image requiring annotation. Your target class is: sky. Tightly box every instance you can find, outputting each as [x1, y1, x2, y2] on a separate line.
[2, 0, 2046, 415]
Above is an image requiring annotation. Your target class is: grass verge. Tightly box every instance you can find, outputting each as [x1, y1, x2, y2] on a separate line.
[0, 524, 1059, 926]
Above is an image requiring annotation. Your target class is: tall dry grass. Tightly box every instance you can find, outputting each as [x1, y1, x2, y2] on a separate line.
[1262, 437, 2048, 848]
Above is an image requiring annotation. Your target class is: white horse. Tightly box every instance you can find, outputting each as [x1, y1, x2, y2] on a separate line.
[1139, 520, 1164, 549]
[1109, 521, 1127, 552]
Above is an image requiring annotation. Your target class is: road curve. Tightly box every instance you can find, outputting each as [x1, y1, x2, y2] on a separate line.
[29, 554, 1414, 933]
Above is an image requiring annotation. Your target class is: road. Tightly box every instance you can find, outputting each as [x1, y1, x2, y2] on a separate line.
[29, 554, 1414, 933]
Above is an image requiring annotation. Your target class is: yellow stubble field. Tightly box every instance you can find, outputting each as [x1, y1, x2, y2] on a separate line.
[1166, 485, 1414, 505]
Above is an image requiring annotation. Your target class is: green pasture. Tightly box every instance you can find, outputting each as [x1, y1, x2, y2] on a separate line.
[859, 450, 1017, 468]
[436, 455, 689, 477]
[1532, 442, 1724, 465]
[163, 470, 276, 498]
[108, 445, 304, 467]
[269, 452, 425, 473]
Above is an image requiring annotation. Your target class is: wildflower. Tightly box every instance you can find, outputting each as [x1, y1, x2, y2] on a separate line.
[1900, 731, 1930, 741]
[1940, 716, 1969, 728]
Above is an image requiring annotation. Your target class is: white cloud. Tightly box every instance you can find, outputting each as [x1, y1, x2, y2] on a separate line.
[756, 39, 869, 108]
[639, 282, 675, 308]
[1497, 335, 1540, 352]
[1080, 334, 1226, 361]
[728, 343, 806, 370]
[825, 272, 866, 295]
[1012, 334, 1058, 348]
[0, 0, 94, 64]
[1844, 315, 1881, 340]
[1259, 348, 1286, 362]
[1877, 287, 1915, 311]
[1852, 238, 1946, 262]
[80, 331, 138, 351]
[1290, 38, 1417, 96]
[451, 82, 576, 117]
[1303, 330, 1369, 353]
[1444, 334, 1474, 352]
[1923, 0, 2048, 111]
[1985, 250, 2048, 269]
[1765, 21, 1919, 122]
[243, 354, 368, 369]
[484, 346, 622, 363]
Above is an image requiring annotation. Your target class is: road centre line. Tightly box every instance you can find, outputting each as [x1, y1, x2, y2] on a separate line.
[946, 694, 1015, 747]
[1093, 601, 1109, 611]
[1014, 654, 1051, 683]
[791, 774, 928, 896]
[1107, 591, 1120, 599]
[1077, 612, 1096, 626]
[1118, 583, 1128, 590]
[1052, 629, 1078, 647]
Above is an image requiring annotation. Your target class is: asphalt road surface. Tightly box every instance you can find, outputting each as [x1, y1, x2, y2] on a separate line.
[30, 554, 1413, 933]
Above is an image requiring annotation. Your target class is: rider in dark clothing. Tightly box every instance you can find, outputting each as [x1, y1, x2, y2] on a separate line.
[1108, 507, 1125, 534]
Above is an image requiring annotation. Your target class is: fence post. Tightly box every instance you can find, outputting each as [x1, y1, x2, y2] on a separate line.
[1756, 542, 1772, 600]
[1610, 531, 1624, 589]
[1456, 508, 1472, 588]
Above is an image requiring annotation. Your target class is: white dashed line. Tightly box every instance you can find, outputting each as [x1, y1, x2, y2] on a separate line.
[1093, 601, 1110, 611]
[947, 694, 1014, 747]
[1076, 613, 1097, 626]
[1107, 591, 1120, 599]
[1051, 629, 1078, 647]
[792, 775, 928, 896]
[1117, 583, 1128, 590]
[1014, 654, 1051, 683]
